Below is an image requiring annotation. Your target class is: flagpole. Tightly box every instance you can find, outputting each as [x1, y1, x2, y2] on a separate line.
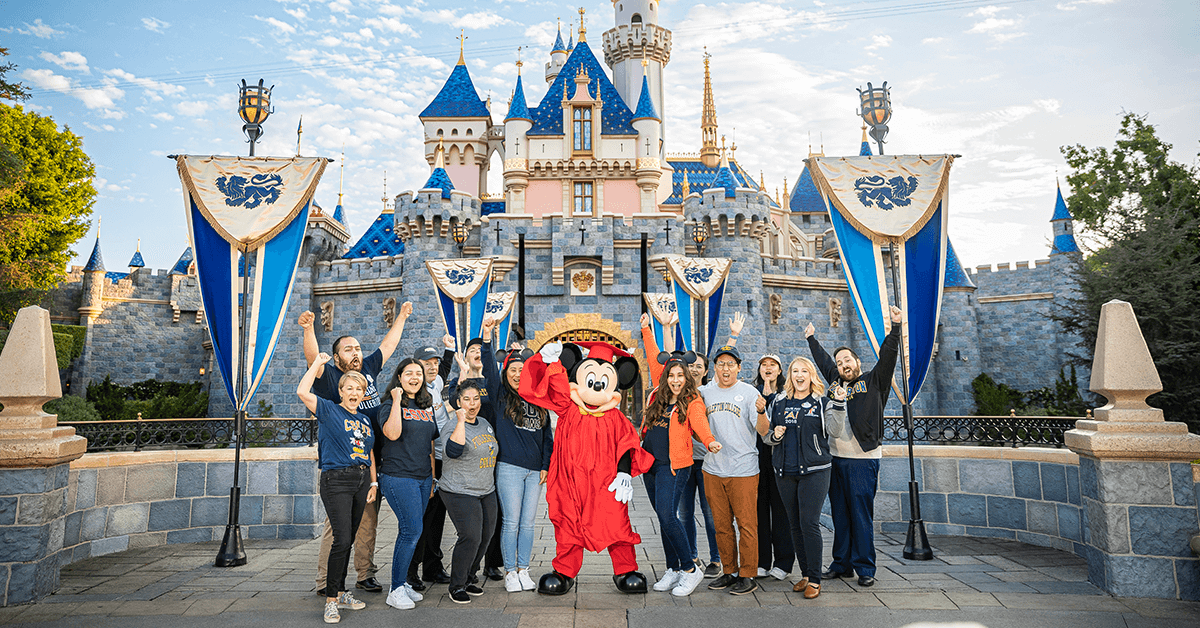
[887, 240, 933, 561]
[216, 253, 250, 567]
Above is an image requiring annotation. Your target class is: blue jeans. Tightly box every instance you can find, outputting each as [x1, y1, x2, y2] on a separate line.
[379, 473, 432, 593]
[828, 457, 879, 578]
[495, 462, 542, 572]
[678, 459, 720, 563]
[643, 464, 693, 571]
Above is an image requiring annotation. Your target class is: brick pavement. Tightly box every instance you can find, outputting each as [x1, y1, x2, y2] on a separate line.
[3, 486, 1198, 627]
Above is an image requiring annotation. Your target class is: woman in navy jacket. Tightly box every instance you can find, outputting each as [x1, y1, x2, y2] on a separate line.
[763, 356, 846, 599]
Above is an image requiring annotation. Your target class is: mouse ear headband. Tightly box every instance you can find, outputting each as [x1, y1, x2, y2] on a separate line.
[657, 350, 698, 367]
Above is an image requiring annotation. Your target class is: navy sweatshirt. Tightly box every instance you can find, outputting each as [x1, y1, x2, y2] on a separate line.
[481, 341, 553, 472]
[807, 324, 899, 452]
[764, 394, 845, 476]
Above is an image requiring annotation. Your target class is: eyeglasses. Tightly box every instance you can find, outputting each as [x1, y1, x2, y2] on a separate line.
[714, 361, 739, 369]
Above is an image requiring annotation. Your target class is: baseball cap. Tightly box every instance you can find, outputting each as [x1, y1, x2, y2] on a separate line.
[414, 346, 441, 361]
[712, 345, 742, 363]
[758, 354, 782, 367]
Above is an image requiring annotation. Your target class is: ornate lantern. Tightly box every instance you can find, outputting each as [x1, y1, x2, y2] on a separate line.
[238, 79, 274, 156]
[451, 221, 468, 253]
[857, 81, 892, 155]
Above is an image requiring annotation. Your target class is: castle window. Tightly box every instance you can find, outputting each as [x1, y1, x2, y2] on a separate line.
[573, 107, 592, 153]
[573, 181, 594, 216]
[437, 128, 443, 136]
[466, 128, 473, 136]
[631, 13, 642, 23]
[452, 128, 459, 136]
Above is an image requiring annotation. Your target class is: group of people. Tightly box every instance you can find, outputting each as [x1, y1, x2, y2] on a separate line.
[299, 301, 902, 622]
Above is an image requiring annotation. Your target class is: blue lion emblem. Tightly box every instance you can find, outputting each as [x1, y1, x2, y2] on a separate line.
[854, 175, 919, 210]
[485, 299, 503, 314]
[684, 267, 714, 284]
[216, 174, 283, 209]
[445, 268, 476, 286]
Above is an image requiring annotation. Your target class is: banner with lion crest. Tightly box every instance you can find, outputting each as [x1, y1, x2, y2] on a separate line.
[484, 291, 517, 350]
[665, 256, 732, 356]
[175, 155, 329, 412]
[643, 292, 682, 353]
[805, 154, 955, 404]
[426, 258, 494, 347]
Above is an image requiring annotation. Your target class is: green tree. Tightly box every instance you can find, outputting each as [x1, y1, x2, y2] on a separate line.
[1057, 114, 1200, 433]
[0, 48, 29, 211]
[0, 105, 96, 323]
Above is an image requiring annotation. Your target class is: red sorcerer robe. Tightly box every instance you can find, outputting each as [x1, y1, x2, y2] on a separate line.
[519, 353, 653, 552]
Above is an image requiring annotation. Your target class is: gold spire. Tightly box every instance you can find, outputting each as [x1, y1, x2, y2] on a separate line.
[97, 216, 101, 238]
[700, 47, 719, 168]
[783, 176, 789, 199]
[861, 123, 868, 144]
[296, 115, 303, 156]
[434, 138, 445, 169]
[338, 145, 345, 206]
[759, 171, 765, 190]
[682, 172, 690, 196]
[457, 30, 467, 65]
[516, 46, 523, 75]
[381, 170, 388, 212]
[577, 6, 586, 42]
[136, 238, 140, 252]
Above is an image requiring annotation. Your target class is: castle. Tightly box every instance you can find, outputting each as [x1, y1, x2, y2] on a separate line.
[46, 1, 1085, 420]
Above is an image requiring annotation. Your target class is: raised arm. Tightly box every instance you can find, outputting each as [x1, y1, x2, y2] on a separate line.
[377, 301, 413, 363]
[754, 393, 770, 437]
[725, 311, 745, 347]
[640, 313, 664, 386]
[381, 389, 405, 440]
[518, 343, 574, 415]
[805, 322, 839, 384]
[871, 307, 903, 391]
[298, 311, 324, 377]
[445, 407, 468, 459]
[480, 318, 503, 401]
[297, 352, 331, 414]
[438, 334, 455, 381]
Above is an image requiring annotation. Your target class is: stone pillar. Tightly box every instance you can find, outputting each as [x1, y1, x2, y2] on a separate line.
[1065, 299, 1200, 600]
[0, 306, 87, 605]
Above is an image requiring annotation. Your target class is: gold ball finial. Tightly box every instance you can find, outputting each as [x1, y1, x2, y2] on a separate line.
[456, 29, 468, 66]
[577, 6, 587, 41]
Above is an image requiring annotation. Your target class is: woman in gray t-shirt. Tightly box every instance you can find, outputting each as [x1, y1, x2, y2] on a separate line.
[439, 381, 500, 603]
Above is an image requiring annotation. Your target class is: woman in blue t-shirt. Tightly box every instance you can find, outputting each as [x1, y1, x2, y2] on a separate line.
[375, 358, 440, 611]
[763, 356, 846, 600]
[298, 353, 378, 624]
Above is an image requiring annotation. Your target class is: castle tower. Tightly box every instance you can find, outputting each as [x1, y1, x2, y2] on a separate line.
[631, 61, 663, 213]
[332, 149, 347, 226]
[78, 226, 105, 324]
[859, 124, 873, 156]
[504, 61, 533, 214]
[602, 0, 671, 152]
[419, 33, 492, 198]
[934, 238, 980, 414]
[127, 240, 145, 275]
[546, 23, 569, 84]
[699, 49, 719, 168]
[1049, 180, 1080, 255]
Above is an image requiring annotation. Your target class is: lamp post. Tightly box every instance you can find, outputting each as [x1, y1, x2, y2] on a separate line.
[857, 81, 891, 155]
[452, 222, 468, 255]
[690, 221, 708, 256]
[239, 79, 274, 157]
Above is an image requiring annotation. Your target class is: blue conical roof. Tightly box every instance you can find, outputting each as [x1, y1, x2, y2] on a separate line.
[128, 250, 145, 268]
[528, 41, 637, 137]
[713, 162, 739, 199]
[860, 140, 872, 156]
[83, 237, 104, 272]
[423, 168, 455, 199]
[552, 29, 567, 53]
[943, 239, 975, 289]
[169, 247, 193, 275]
[1051, 184, 1072, 222]
[345, 211, 405, 259]
[332, 203, 346, 224]
[505, 74, 531, 122]
[419, 64, 490, 118]
[567, 33, 574, 50]
[789, 165, 823, 213]
[632, 75, 659, 121]
[1052, 233, 1080, 255]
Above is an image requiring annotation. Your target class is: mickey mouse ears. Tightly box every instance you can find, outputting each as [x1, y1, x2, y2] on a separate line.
[657, 350, 698, 366]
[573, 341, 632, 364]
[502, 348, 534, 369]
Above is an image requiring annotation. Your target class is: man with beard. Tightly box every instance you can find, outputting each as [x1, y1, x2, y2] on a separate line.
[804, 305, 902, 589]
[300, 302, 413, 595]
[405, 337, 457, 591]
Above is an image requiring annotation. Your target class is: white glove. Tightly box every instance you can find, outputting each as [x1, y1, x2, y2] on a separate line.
[607, 472, 634, 504]
[540, 342, 563, 364]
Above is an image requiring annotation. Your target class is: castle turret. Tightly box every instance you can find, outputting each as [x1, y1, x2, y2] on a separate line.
[79, 225, 105, 324]
[699, 49, 719, 168]
[602, 0, 671, 150]
[1050, 180, 1079, 255]
[859, 124, 873, 156]
[127, 240, 145, 274]
[546, 24, 569, 84]
[631, 66, 662, 213]
[419, 35, 492, 198]
[504, 65, 532, 214]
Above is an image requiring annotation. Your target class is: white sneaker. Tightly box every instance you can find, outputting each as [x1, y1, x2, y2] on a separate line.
[757, 567, 769, 578]
[323, 600, 340, 623]
[671, 569, 705, 597]
[653, 568, 681, 592]
[768, 567, 789, 581]
[505, 571, 522, 592]
[517, 569, 536, 591]
[335, 591, 365, 610]
[385, 587, 414, 610]
[403, 582, 424, 602]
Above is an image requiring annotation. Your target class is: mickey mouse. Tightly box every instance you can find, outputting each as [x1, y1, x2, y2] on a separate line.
[518, 340, 654, 595]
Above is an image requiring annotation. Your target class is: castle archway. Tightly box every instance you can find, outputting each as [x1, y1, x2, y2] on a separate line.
[531, 313, 642, 418]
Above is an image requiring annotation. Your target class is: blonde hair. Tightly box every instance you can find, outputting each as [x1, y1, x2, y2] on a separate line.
[783, 356, 825, 399]
[338, 371, 369, 392]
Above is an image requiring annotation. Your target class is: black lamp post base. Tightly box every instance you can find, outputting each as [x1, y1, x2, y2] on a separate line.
[215, 486, 246, 567]
[903, 518, 933, 561]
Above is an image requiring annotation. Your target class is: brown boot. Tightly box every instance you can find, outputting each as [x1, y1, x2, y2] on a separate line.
[791, 577, 810, 593]
[804, 582, 821, 599]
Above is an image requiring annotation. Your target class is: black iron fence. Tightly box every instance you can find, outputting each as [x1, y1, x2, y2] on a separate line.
[61, 417, 317, 453]
[882, 413, 1083, 448]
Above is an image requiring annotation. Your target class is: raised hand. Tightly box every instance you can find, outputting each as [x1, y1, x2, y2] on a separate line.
[298, 311, 315, 330]
[804, 322, 815, 338]
[890, 305, 903, 324]
[481, 317, 496, 336]
[398, 301, 414, 321]
[316, 352, 332, 364]
[730, 311, 746, 336]
[540, 342, 563, 364]
[832, 383, 848, 401]
[442, 333, 456, 349]
[390, 386, 404, 400]
[640, 312, 650, 329]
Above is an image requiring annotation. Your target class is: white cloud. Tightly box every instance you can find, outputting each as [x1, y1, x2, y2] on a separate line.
[409, 8, 514, 29]
[175, 100, 211, 117]
[968, 17, 1017, 33]
[966, 6, 1025, 41]
[18, 19, 62, 39]
[866, 34, 892, 51]
[364, 16, 418, 36]
[255, 16, 297, 35]
[141, 17, 170, 33]
[922, 37, 946, 45]
[104, 69, 186, 100]
[969, 5, 1007, 17]
[284, 7, 308, 21]
[152, 112, 174, 121]
[39, 51, 89, 73]
[22, 68, 71, 92]
[1055, 0, 1115, 9]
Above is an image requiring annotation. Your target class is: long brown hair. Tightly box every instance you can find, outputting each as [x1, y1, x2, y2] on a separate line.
[647, 362, 700, 425]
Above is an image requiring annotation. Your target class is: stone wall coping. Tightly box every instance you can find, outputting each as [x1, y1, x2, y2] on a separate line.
[70, 447, 317, 469]
[881, 444, 1079, 465]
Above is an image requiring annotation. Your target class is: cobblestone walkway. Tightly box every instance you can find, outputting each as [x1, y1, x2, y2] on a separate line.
[4, 489, 1199, 627]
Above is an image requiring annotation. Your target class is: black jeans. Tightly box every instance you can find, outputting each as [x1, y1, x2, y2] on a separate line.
[776, 469, 831, 584]
[319, 465, 371, 594]
[409, 459, 446, 577]
[441, 490, 499, 588]
[758, 441, 795, 572]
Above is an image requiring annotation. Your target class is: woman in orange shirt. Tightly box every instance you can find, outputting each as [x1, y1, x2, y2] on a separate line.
[639, 314, 722, 597]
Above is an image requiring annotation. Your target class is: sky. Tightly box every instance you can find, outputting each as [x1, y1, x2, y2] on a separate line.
[5, 0, 1199, 272]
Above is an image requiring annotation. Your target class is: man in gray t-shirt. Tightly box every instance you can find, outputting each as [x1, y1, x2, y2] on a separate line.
[699, 345, 769, 596]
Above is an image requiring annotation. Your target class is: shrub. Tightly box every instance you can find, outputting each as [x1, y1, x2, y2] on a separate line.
[0, 328, 83, 369]
[44, 394, 100, 422]
[85, 376, 208, 420]
[51, 324, 86, 361]
[972, 367, 1089, 417]
[971, 373, 1024, 415]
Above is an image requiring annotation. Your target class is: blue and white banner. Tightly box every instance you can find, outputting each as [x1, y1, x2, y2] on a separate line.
[484, 291, 517, 350]
[426, 258, 494, 347]
[642, 292, 682, 353]
[665, 256, 732, 356]
[807, 155, 954, 403]
[176, 155, 329, 411]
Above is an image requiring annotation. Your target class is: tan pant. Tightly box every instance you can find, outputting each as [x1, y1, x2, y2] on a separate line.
[703, 471, 759, 578]
[315, 497, 380, 588]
